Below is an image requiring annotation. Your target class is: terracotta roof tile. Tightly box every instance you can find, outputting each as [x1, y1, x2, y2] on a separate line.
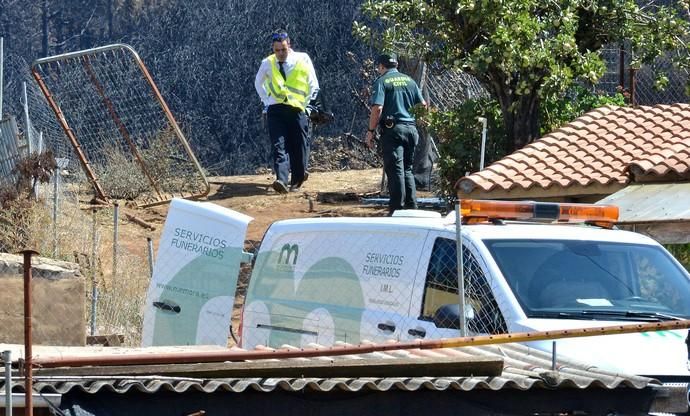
[459, 104, 690, 194]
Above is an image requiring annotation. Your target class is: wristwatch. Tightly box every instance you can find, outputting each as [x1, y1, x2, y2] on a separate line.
[367, 128, 376, 132]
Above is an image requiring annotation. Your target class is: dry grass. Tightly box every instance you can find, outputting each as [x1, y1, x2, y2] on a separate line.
[1, 178, 153, 346]
[2, 168, 396, 347]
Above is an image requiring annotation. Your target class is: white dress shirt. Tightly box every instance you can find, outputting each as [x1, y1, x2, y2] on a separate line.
[254, 49, 320, 108]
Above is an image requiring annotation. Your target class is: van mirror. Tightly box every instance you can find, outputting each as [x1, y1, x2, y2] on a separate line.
[432, 303, 475, 329]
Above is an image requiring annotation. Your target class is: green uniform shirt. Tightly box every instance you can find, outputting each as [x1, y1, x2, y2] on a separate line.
[370, 69, 424, 123]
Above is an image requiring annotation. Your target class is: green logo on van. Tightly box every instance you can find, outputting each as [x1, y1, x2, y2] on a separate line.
[248, 250, 365, 347]
[278, 243, 299, 265]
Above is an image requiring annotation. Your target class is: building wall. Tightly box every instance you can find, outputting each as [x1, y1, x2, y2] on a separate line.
[0, 253, 85, 346]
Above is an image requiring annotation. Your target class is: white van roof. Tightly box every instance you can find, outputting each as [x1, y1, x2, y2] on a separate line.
[464, 222, 660, 245]
[267, 215, 452, 234]
[267, 215, 660, 246]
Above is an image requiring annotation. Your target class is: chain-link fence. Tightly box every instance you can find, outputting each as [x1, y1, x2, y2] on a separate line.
[31, 44, 210, 207]
[0, 189, 155, 347]
[239, 219, 507, 349]
[1, 52, 69, 191]
[423, 46, 689, 116]
[4, 199, 513, 349]
[2, 52, 72, 162]
[584, 44, 689, 105]
[0, 116, 22, 187]
[425, 65, 489, 112]
[2, 37, 687, 353]
[633, 54, 689, 105]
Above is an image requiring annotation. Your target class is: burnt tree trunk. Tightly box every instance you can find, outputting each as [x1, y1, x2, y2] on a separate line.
[41, 0, 49, 57]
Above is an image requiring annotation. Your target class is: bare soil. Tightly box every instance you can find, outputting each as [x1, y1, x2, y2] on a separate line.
[134, 168, 394, 246]
[119, 168, 401, 345]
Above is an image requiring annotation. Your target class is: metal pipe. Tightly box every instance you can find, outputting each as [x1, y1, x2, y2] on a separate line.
[31, 319, 690, 368]
[113, 202, 119, 280]
[2, 350, 11, 416]
[0, 393, 60, 408]
[32, 43, 131, 65]
[127, 44, 210, 202]
[31, 65, 109, 202]
[21, 249, 38, 416]
[551, 341, 557, 371]
[146, 237, 154, 279]
[477, 117, 487, 171]
[454, 202, 467, 336]
[90, 209, 98, 336]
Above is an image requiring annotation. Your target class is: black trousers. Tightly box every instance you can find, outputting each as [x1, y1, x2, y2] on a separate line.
[381, 123, 419, 214]
[267, 104, 309, 186]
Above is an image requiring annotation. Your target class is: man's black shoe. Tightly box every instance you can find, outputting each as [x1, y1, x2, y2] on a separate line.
[272, 180, 289, 194]
[289, 184, 301, 192]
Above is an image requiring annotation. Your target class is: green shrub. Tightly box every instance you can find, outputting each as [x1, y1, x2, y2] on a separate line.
[427, 98, 507, 197]
[428, 87, 626, 196]
[541, 86, 626, 135]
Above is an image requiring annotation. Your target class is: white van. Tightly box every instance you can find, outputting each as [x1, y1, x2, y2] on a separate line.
[238, 200, 690, 383]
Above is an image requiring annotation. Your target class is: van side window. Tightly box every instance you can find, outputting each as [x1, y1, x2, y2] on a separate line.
[422, 238, 507, 334]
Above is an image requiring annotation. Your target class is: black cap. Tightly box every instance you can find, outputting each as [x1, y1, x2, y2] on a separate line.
[376, 53, 398, 66]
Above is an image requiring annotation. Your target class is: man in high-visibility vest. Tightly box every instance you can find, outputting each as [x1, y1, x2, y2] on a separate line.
[254, 29, 320, 194]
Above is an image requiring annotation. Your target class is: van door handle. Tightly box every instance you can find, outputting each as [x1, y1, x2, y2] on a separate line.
[377, 323, 396, 332]
[407, 328, 426, 338]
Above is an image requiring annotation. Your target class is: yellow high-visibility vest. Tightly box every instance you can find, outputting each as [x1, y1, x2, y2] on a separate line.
[265, 54, 310, 111]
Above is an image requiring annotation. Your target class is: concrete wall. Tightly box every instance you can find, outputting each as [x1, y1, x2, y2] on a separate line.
[0, 253, 85, 346]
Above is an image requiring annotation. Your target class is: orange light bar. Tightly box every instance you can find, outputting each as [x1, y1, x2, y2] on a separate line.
[460, 199, 619, 225]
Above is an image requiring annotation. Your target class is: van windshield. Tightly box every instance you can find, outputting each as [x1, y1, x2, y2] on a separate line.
[483, 239, 690, 319]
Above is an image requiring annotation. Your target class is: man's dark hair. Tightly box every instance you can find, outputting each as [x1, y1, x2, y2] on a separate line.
[272, 29, 289, 43]
[377, 53, 398, 69]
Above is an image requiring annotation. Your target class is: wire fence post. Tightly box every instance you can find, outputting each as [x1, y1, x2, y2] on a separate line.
[478, 117, 487, 171]
[22, 82, 31, 154]
[147, 237, 154, 279]
[2, 349, 11, 416]
[113, 202, 119, 280]
[455, 201, 467, 336]
[52, 170, 59, 258]
[90, 209, 98, 336]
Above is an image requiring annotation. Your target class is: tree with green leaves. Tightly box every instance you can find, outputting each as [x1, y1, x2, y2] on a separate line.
[355, 0, 690, 153]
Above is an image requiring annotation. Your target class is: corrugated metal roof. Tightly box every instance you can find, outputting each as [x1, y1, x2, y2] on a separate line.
[8, 343, 658, 395]
[598, 182, 690, 223]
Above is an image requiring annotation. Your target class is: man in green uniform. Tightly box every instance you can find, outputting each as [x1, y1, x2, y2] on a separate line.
[366, 53, 427, 215]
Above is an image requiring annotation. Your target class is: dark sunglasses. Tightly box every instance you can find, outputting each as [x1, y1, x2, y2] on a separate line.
[272, 32, 288, 41]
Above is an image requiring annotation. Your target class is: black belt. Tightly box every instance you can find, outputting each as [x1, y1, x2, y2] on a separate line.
[381, 119, 415, 128]
[268, 103, 302, 113]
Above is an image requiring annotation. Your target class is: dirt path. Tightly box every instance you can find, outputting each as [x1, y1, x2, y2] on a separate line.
[122, 168, 392, 345]
[133, 168, 390, 246]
